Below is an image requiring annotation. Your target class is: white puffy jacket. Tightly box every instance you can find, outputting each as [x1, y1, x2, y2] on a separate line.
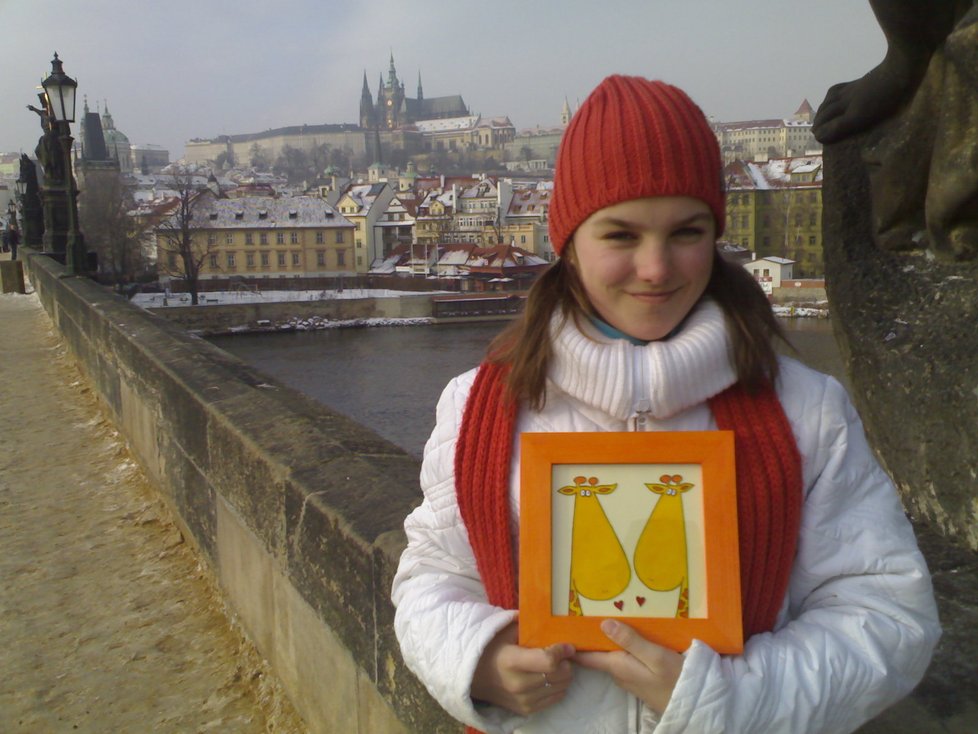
[391, 299, 940, 734]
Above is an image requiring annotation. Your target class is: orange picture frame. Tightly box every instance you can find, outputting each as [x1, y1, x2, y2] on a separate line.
[519, 431, 742, 654]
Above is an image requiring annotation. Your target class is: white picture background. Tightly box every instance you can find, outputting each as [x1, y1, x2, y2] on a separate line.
[550, 463, 706, 618]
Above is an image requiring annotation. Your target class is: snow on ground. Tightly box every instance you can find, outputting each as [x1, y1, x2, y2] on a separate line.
[772, 303, 830, 318]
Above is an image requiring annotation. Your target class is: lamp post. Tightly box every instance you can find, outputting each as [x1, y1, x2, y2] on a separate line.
[40, 53, 86, 275]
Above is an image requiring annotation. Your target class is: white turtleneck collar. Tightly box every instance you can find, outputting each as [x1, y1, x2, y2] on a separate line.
[548, 298, 737, 421]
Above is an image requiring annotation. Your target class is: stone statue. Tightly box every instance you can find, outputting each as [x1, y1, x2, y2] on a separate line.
[814, 0, 978, 553]
[28, 97, 66, 187]
[18, 153, 44, 247]
[814, 0, 978, 260]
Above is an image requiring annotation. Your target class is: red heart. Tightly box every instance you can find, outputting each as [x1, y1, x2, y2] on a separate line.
[614, 600, 624, 611]
[636, 596, 646, 607]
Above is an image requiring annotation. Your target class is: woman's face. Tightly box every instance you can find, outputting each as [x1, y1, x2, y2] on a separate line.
[569, 196, 716, 342]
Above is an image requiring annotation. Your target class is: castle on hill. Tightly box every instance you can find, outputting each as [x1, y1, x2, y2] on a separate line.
[359, 53, 469, 130]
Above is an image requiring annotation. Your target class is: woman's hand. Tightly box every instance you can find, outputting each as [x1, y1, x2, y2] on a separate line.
[471, 622, 576, 716]
[574, 619, 683, 715]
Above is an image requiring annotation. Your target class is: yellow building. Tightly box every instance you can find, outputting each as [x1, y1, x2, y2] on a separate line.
[334, 182, 396, 273]
[499, 183, 554, 260]
[713, 102, 818, 164]
[723, 156, 823, 277]
[156, 191, 355, 282]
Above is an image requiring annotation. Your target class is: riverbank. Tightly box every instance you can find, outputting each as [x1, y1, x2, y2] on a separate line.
[135, 289, 829, 336]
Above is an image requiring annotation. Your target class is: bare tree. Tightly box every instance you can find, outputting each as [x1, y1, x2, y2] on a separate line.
[77, 171, 151, 291]
[155, 169, 216, 305]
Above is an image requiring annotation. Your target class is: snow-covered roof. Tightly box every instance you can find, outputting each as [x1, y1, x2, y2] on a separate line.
[164, 193, 351, 229]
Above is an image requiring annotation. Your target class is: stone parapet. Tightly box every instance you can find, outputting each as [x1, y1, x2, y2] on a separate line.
[21, 249, 461, 734]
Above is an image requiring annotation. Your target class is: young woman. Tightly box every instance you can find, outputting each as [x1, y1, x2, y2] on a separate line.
[391, 75, 940, 734]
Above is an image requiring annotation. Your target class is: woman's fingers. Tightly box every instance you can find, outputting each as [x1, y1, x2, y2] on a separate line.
[471, 623, 576, 715]
[575, 620, 683, 715]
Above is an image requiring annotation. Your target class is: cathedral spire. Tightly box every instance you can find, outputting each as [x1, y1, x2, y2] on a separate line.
[360, 71, 375, 129]
[387, 50, 398, 88]
[417, 71, 423, 101]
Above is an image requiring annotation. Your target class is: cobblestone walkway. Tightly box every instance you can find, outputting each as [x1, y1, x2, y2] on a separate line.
[0, 287, 306, 733]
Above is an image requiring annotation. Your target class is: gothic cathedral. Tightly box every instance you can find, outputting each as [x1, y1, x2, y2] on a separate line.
[360, 53, 468, 130]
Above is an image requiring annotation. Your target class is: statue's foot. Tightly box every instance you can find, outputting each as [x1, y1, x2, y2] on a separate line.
[876, 223, 927, 253]
[944, 225, 978, 262]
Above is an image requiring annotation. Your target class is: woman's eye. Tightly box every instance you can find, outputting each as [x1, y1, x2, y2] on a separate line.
[603, 230, 636, 241]
[672, 227, 706, 240]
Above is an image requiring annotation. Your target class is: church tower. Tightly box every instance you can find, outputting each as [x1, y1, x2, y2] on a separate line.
[378, 52, 405, 129]
[561, 97, 572, 126]
[417, 71, 424, 101]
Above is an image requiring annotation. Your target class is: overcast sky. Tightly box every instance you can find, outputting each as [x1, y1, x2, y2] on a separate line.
[1, 0, 885, 161]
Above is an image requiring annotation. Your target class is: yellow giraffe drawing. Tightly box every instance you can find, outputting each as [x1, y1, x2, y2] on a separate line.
[558, 475, 631, 616]
[634, 474, 695, 618]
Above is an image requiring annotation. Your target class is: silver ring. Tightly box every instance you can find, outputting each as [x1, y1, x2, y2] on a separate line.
[542, 673, 552, 688]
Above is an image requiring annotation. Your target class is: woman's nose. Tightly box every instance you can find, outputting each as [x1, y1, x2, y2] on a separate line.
[634, 242, 671, 283]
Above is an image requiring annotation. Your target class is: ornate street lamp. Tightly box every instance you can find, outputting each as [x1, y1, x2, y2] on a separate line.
[41, 53, 77, 124]
[40, 53, 86, 275]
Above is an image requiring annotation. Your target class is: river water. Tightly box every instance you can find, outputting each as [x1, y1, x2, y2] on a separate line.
[209, 318, 846, 460]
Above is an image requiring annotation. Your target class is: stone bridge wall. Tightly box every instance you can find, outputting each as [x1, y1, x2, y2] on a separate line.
[22, 250, 459, 734]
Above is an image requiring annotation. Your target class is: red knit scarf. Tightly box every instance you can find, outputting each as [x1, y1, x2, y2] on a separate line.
[456, 360, 802, 642]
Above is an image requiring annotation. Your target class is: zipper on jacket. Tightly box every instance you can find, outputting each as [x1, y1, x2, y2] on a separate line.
[630, 349, 652, 431]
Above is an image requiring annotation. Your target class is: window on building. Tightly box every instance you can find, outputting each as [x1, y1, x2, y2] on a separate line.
[246, 252, 255, 267]
[316, 250, 326, 266]
[276, 232, 285, 245]
[316, 231, 325, 245]
[794, 214, 803, 226]
[740, 215, 748, 228]
[260, 232, 268, 245]
[209, 254, 218, 269]
[225, 233, 233, 245]
[763, 268, 770, 277]
[207, 234, 216, 245]
[261, 252, 269, 266]
[167, 252, 176, 269]
[292, 252, 300, 266]
[335, 231, 344, 244]
[245, 233, 254, 245]
[809, 236, 817, 245]
[278, 252, 286, 267]
[226, 252, 236, 268]
[810, 213, 817, 226]
[290, 232, 299, 244]
[337, 250, 346, 266]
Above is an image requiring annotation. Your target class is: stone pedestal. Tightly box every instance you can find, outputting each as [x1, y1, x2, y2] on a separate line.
[822, 137, 978, 551]
[0, 260, 26, 294]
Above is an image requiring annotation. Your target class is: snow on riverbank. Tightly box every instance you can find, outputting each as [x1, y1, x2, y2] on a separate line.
[131, 288, 439, 309]
[228, 315, 435, 333]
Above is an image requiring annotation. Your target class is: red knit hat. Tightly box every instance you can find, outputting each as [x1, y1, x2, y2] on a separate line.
[549, 75, 725, 256]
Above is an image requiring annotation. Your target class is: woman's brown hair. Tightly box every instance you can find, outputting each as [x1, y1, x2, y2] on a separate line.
[488, 249, 787, 410]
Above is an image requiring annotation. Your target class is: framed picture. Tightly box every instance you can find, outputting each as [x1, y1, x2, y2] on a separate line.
[519, 431, 742, 654]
